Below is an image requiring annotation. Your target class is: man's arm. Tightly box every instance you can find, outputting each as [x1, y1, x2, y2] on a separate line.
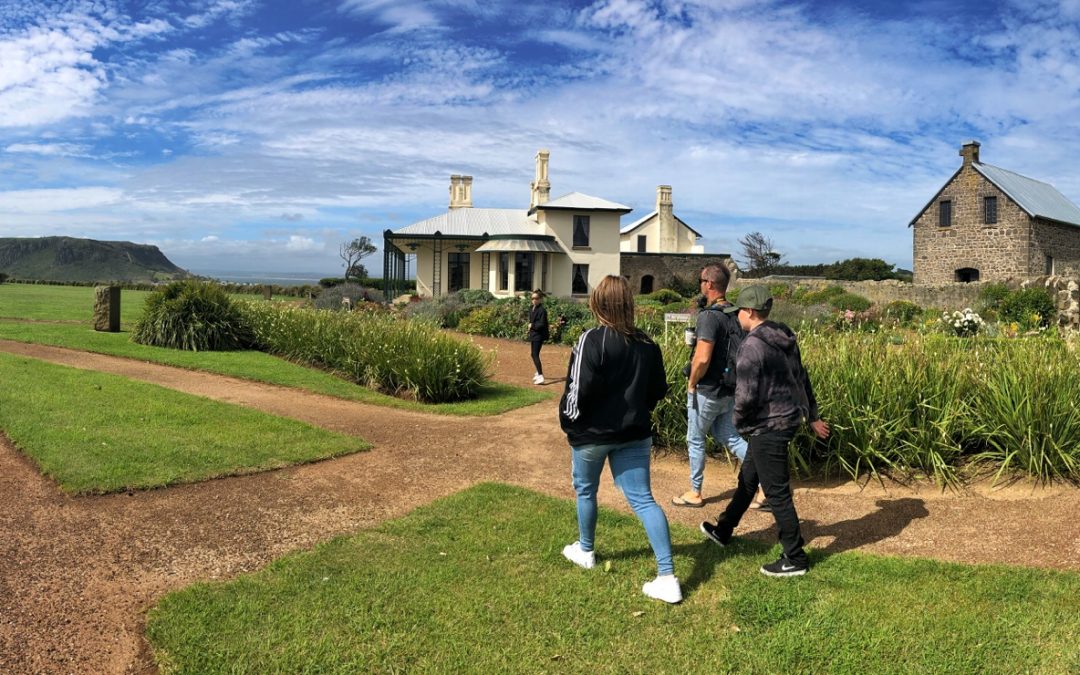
[687, 339, 713, 393]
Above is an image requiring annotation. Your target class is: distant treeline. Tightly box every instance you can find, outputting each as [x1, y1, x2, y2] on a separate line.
[754, 258, 913, 282]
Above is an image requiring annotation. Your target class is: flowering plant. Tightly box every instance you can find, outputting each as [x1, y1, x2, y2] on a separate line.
[942, 308, 984, 337]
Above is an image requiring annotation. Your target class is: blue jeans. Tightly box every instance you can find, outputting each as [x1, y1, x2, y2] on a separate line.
[686, 391, 748, 493]
[571, 437, 674, 576]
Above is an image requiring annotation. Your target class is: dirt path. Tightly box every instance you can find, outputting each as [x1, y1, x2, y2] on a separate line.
[1, 335, 1078, 674]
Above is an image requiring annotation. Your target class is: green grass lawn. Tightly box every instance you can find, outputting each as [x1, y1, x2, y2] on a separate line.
[0, 352, 369, 494]
[0, 283, 151, 324]
[147, 483, 1080, 674]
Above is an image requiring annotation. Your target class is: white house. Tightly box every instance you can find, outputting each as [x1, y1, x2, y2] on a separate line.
[619, 185, 704, 254]
[384, 151, 631, 299]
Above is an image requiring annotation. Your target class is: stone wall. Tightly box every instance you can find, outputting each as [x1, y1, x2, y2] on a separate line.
[732, 277, 982, 310]
[1020, 275, 1080, 329]
[912, 164, 1031, 284]
[1030, 219, 1080, 278]
[621, 252, 733, 295]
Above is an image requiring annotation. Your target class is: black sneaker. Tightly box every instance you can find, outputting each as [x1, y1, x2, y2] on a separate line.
[700, 521, 732, 547]
[760, 556, 808, 577]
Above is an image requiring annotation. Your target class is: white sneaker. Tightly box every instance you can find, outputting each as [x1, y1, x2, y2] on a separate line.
[533, 373, 545, 385]
[562, 541, 595, 569]
[642, 574, 682, 604]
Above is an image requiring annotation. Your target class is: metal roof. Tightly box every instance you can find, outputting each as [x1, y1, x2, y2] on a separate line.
[474, 238, 565, 253]
[619, 210, 703, 237]
[975, 163, 1080, 227]
[536, 192, 631, 212]
[391, 208, 544, 237]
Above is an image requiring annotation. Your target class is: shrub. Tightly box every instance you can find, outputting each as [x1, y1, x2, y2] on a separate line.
[828, 292, 872, 312]
[645, 288, 683, 304]
[314, 283, 382, 310]
[883, 300, 922, 326]
[978, 282, 1011, 313]
[668, 273, 700, 298]
[132, 280, 255, 351]
[791, 285, 845, 306]
[940, 308, 984, 337]
[823, 257, 897, 281]
[0, 272, 7, 284]
[998, 287, 1055, 330]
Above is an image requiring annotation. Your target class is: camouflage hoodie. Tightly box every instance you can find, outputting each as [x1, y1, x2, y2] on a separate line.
[732, 321, 820, 437]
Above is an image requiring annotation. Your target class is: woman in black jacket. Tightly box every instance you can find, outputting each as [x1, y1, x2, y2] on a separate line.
[527, 290, 549, 384]
[558, 275, 680, 603]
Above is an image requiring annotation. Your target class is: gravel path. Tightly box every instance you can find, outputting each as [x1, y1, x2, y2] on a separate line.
[1, 334, 1077, 673]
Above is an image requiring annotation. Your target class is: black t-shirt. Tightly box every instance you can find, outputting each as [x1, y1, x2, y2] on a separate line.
[694, 304, 733, 398]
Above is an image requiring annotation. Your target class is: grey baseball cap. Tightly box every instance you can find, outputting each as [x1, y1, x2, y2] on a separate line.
[723, 285, 773, 313]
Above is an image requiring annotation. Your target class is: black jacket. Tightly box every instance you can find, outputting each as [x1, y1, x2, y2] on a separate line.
[733, 321, 820, 437]
[528, 304, 549, 341]
[559, 327, 669, 446]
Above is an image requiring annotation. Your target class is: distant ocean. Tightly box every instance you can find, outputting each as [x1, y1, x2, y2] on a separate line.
[187, 269, 327, 287]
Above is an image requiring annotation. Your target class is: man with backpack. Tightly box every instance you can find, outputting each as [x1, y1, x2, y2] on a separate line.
[671, 263, 751, 509]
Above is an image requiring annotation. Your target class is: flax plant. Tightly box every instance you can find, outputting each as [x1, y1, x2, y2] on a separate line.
[239, 302, 492, 403]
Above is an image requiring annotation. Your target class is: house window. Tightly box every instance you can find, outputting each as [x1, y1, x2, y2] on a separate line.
[637, 235, 647, 252]
[514, 252, 533, 292]
[447, 252, 470, 292]
[572, 264, 589, 295]
[573, 215, 590, 248]
[939, 200, 952, 227]
[1046, 254, 1055, 275]
[984, 196, 998, 224]
[498, 252, 509, 291]
[640, 275, 654, 294]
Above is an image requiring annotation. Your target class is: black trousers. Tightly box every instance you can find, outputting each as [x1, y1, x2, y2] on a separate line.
[530, 339, 543, 375]
[718, 426, 807, 565]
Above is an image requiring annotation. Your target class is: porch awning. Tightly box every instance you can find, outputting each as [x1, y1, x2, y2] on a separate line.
[474, 238, 564, 253]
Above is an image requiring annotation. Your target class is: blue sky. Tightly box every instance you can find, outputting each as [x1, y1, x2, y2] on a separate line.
[3, 0, 1080, 277]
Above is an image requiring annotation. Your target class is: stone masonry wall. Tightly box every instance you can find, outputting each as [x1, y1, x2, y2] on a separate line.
[1030, 219, 1080, 278]
[1020, 275, 1080, 330]
[913, 165, 1034, 284]
[731, 277, 982, 311]
[621, 252, 734, 294]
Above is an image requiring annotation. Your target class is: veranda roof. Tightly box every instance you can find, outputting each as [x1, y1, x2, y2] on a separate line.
[474, 237, 565, 253]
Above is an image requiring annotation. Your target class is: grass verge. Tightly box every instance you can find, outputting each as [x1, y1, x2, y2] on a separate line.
[147, 483, 1080, 673]
[0, 352, 368, 494]
[0, 283, 151, 324]
[0, 320, 550, 415]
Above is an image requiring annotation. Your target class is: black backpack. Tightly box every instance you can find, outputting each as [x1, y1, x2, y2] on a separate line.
[696, 303, 745, 392]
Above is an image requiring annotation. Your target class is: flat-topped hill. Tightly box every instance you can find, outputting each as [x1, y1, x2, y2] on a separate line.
[0, 236, 190, 283]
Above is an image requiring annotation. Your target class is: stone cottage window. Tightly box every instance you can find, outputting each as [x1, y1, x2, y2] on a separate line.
[955, 268, 980, 283]
[984, 196, 998, 224]
[939, 200, 952, 227]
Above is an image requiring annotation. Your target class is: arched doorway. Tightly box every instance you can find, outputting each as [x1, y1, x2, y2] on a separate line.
[640, 275, 654, 294]
[955, 268, 980, 283]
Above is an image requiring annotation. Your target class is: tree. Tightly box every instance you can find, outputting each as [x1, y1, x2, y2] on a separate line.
[738, 231, 786, 277]
[340, 237, 377, 282]
[824, 258, 897, 281]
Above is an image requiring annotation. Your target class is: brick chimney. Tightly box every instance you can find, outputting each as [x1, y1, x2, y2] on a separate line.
[657, 185, 676, 252]
[529, 149, 551, 211]
[449, 174, 473, 209]
[960, 140, 981, 167]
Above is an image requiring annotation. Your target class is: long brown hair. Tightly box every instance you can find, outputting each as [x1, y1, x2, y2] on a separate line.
[588, 275, 637, 338]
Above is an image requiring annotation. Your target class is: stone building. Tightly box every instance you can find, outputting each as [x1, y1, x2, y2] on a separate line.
[911, 141, 1080, 284]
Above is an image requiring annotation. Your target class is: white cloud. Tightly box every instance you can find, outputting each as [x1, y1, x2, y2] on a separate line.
[0, 186, 124, 212]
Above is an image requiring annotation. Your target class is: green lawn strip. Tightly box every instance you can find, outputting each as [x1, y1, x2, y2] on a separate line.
[0, 352, 368, 494]
[0, 284, 151, 324]
[147, 483, 1080, 674]
[0, 320, 550, 416]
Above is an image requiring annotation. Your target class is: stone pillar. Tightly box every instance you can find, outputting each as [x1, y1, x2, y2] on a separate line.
[262, 285, 273, 300]
[93, 286, 121, 332]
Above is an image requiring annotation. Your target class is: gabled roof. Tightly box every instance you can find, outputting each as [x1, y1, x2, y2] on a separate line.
[391, 208, 543, 237]
[909, 162, 1080, 228]
[619, 210, 703, 237]
[975, 164, 1080, 227]
[535, 192, 631, 213]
